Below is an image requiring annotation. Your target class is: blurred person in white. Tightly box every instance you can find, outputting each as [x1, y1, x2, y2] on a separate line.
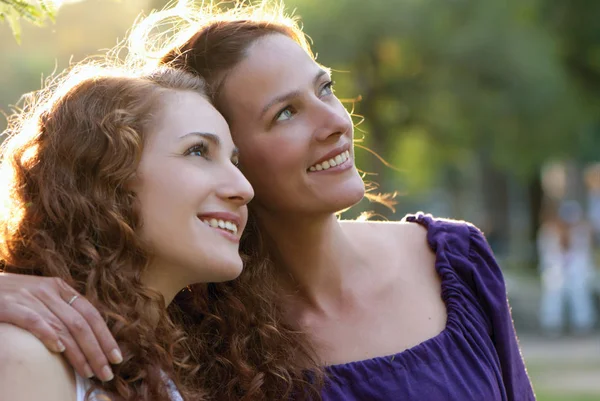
[538, 200, 597, 336]
[584, 165, 600, 243]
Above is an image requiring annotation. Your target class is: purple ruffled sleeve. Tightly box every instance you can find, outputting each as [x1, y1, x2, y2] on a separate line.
[467, 225, 536, 400]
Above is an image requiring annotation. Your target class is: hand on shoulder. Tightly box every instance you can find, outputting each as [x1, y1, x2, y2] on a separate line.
[0, 323, 76, 401]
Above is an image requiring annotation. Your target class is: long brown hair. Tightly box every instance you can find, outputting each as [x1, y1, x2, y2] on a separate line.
[0, 64, 208, 401]
[125, 2, 325, 400]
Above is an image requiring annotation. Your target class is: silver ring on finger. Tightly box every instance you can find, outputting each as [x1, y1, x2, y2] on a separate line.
[67, 295, 79, 307]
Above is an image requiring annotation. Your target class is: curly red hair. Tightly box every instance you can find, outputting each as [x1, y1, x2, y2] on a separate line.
[0, 65, 208, 401]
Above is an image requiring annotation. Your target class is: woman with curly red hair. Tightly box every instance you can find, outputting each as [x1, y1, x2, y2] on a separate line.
[0, 64, 253, 401]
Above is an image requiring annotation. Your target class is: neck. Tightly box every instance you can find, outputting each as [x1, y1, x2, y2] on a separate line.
[254, 208, 366, 314]
[142, 264, 187, 306]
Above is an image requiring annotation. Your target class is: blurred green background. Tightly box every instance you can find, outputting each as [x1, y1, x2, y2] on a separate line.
[2, 0, 600, 399]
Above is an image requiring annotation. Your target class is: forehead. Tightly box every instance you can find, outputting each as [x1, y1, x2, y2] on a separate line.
[149, 90, 233, 147]
[221, 34, 321, 115]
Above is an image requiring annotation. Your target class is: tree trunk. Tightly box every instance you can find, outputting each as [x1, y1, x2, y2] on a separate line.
[527, 173, 543, 269]
[479, 150, 510, 255]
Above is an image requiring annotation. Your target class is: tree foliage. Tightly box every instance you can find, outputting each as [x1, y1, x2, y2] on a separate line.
[0, 0, 57, 43]
[288, 0, 584, 185]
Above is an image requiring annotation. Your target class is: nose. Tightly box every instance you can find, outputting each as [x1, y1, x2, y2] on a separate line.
[312, 101, 353, 142]
[217, 163, 254, 206]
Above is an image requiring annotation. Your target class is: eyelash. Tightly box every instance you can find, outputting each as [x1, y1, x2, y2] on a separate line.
[272, 80, 336, 123]
[184, 142, 209, 158]
[185, 142, 239, 166]
[321, 80, 335, 95]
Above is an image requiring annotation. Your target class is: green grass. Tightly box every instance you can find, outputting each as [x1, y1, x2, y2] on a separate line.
[526, 359, 600, 401]
[535, 391, 599, 401]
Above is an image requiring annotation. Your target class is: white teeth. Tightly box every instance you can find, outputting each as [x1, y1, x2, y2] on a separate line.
[201, 218, 239, 234]
[308, 150, 351, 172]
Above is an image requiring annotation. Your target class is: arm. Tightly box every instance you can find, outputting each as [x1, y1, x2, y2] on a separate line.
[0, 323, 77, 401]
[467, 226, 536, 401]
[0, 272, 121, 381]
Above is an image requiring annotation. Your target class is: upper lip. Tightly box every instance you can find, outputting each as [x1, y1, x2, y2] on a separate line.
[309, 144, 351, 168]
[196, 211, 243, 229]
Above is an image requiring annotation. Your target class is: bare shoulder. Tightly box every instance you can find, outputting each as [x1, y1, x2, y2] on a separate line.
[340, 219, 435, 274]
[0, 323, 54, 357]
[340, 219, 446, 333]
[0, 323, 76, 401]
[341, 218, 430, 250]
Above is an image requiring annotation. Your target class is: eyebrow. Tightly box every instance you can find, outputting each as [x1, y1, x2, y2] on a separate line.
[178, 132, 239, 158]
[259, 69, 330, 119]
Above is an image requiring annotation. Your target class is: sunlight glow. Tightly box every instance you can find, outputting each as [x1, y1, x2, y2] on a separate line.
[46, 0, 85, 9]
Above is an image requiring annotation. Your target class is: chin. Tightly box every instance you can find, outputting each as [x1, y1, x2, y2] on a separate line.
[185, 252, 244, 284]
[330, 175, 366, 211]
[209, 258, 244, 282]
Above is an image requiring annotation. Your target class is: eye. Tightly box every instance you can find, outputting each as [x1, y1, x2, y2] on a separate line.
[319, 80, 335, 97]
[184, 142, 209, 158]
[231, 155, 240, 166]
[274, 106, 295, 122]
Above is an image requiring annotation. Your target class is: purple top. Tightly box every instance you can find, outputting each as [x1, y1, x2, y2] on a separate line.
[321, 213, 535, 400]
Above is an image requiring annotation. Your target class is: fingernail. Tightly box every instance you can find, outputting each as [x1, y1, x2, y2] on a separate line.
[109, 348, 123, 364]
[55, 340, 66, 353]
[83, 364, 94, 379]
[101, 365, 114, 382]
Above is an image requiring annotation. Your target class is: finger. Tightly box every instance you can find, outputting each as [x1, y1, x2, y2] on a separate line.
[37, 286, 114, 382]
[9, 291, 94, 378]
[0, 302, 65, 353]
[55, 278, 121, 363]
[70, 295, 122, 365]
[58, 328, 97, 380]
[1, 297, 94, 380]
[53, 302, 114, 381]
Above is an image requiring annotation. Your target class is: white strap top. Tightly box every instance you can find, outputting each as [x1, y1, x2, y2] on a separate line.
[75, 370, 184, 401]
[75, 372, 97, 401]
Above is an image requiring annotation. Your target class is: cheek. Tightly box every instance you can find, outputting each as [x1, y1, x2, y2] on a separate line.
[134, 166, 199, 233]
[137, 169, 179, 207]
[240, 137, 304, 189]
[135, 177, 176, 240]
[240, 129, 308, 168]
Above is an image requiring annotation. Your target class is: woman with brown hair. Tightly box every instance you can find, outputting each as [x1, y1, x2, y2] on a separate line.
[0, 63, 253, 400]
[0, 2, 535, 400]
